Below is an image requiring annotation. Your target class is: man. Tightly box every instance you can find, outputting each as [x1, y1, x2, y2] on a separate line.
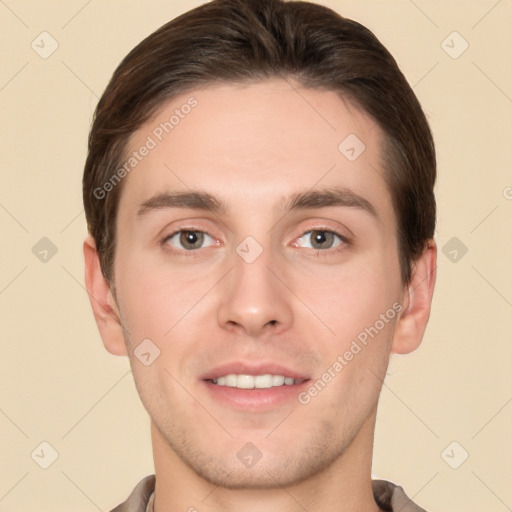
[83, 0, 437, 510]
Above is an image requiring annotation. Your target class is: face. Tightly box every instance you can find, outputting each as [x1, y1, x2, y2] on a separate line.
[110, 79, 408, 488]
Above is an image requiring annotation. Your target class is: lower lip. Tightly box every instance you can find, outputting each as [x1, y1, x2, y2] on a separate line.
[202, 380, 310, 411]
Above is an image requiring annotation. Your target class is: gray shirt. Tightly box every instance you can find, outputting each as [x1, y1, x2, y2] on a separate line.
[110, 475, 428, 511]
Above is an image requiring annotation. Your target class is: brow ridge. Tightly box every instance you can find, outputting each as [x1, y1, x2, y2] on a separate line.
[136, 186, 377, 218]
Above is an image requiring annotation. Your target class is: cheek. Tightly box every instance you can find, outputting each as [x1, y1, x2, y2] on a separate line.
[303, 306, 397, 417]
[323, 259, 400, 398]
[298, 252, 401, 343]
[115, 249, 208, 340]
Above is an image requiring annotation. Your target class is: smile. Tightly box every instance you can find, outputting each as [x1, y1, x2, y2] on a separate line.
[208, 374, 306, 389]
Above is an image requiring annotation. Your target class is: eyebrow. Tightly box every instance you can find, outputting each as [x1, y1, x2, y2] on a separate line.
[137, 191, 228, 217]
[136, 186, 377, 219]
[286, 187, 377, 218]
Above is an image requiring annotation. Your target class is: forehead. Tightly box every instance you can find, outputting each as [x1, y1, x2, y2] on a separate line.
[119, 79, 393, 223]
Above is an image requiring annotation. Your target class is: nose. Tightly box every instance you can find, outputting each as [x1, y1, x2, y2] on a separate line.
[217, 246, 294, 338]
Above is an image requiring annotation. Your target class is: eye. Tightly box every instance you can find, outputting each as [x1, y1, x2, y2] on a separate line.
[163, 230, 215, 251]
[295, 230, 346, 251]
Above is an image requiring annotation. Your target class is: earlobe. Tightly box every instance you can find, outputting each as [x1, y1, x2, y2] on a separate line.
[391, 240, 437, 354]
[83, 235, 127, 356]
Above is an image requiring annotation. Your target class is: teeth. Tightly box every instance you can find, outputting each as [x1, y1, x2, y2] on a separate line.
[225, 374, 237, 387]
[211, 374, 302, 389]
[238, 374, 256, 389]
[272, 375, 285, 386]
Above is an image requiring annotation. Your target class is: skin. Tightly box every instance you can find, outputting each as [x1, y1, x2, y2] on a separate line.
[84, 78, 436, 512]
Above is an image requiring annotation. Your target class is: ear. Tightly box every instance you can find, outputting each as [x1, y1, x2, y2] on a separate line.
[391, 239, 437, 354]
[83, 235, 127, 356]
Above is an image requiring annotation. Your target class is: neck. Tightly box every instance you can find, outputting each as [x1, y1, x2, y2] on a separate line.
[151, 409, 382, 512]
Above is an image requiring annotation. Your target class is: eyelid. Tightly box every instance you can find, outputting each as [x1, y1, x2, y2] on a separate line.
[159, 222, 352, 255]
[158, 219, 221, 242]
[295, 223, 352, 243]
[293, 227, 350, 250]
[162, 228, 218, 248]
[304, 227, 349, 240]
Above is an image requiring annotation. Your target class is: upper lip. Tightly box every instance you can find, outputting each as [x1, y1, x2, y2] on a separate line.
[200, 361, 309, 381]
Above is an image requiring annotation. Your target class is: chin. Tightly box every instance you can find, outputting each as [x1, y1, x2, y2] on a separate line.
[188, 459, 312, 490]
[169, 434, 345, 490]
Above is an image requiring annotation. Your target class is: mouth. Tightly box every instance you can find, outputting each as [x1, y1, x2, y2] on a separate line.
[207, 374, 307, 389]
[201, 363, 310, 411]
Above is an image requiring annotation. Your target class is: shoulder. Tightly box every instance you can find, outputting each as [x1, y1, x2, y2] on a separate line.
[109, 475, 428, 512]
[372, 479, 428, 512]
[109, 475, 156, 512]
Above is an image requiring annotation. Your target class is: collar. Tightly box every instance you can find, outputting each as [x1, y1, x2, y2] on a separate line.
[115, 475, 427, 512]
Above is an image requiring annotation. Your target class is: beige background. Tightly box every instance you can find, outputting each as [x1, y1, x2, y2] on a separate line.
[1, 0, 511, 510]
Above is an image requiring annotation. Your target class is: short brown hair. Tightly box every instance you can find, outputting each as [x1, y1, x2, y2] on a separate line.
[83, 0, 436, 285]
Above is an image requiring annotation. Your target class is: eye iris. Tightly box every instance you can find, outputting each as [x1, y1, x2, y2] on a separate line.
[311, 230, 334, 249]
[180, 231, 204, 250]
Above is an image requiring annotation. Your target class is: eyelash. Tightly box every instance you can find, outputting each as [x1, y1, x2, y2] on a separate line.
[161, 227, 351, 257]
